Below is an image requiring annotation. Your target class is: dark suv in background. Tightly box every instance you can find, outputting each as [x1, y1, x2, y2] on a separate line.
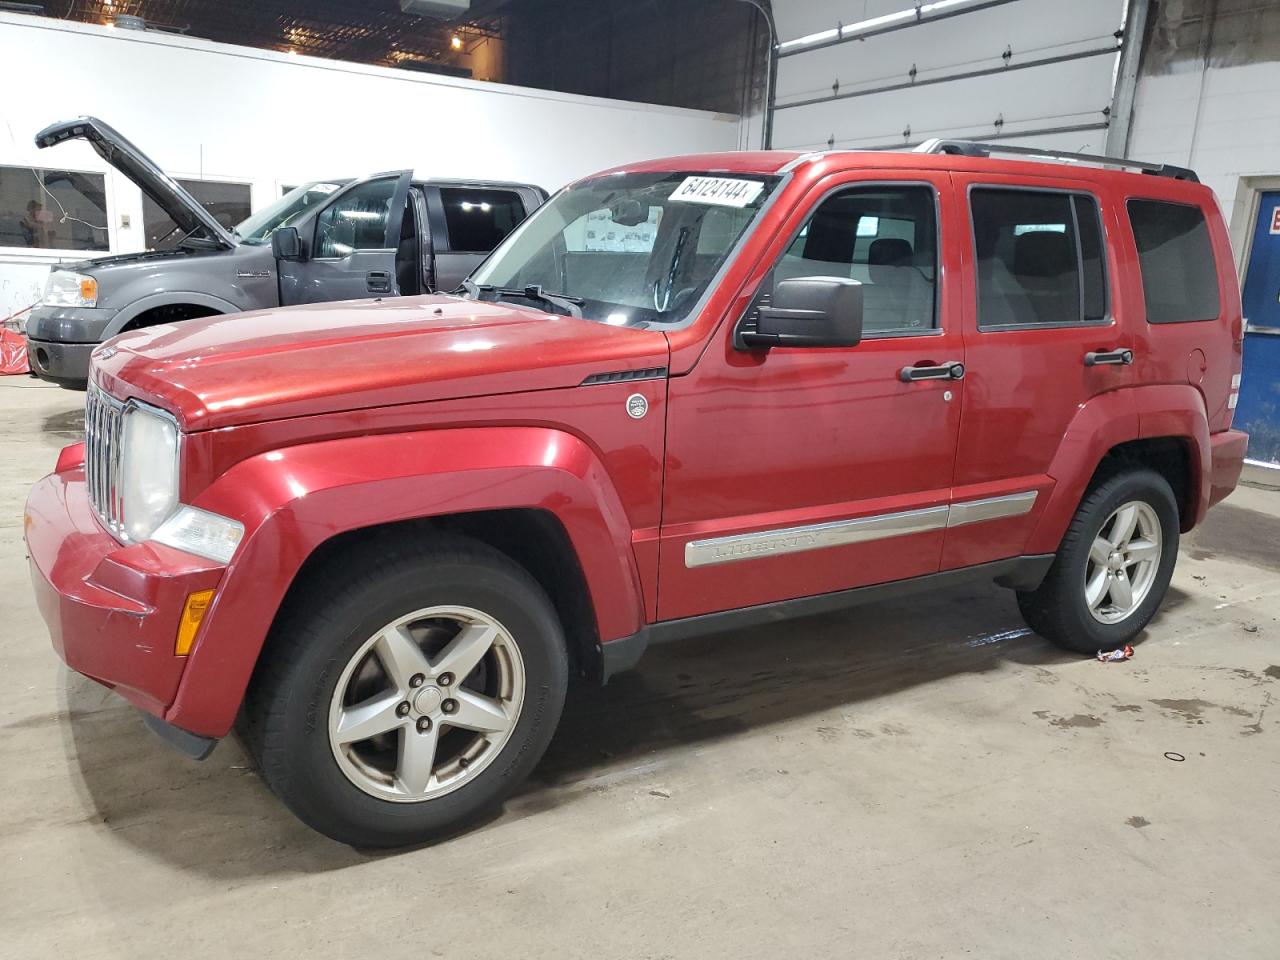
[25, 117, 546, 388]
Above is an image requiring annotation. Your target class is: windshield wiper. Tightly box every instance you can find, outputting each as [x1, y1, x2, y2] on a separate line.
[459, 280, 584, 318]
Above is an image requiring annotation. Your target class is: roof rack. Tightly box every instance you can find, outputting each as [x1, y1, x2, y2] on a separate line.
[913, 139, 1199, 182]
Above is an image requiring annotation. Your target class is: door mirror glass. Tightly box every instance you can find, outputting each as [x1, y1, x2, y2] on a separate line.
[740, 276, 864, 349]
[271, 225, 303, 261]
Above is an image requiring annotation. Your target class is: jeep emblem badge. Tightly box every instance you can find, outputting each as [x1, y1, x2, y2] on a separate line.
[625, 393, 648, 419]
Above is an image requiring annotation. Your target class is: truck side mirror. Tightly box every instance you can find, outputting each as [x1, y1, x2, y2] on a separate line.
[271, 226, 304, 261]
[739, 277, 863, 349]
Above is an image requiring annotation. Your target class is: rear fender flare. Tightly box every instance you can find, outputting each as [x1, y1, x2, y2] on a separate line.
[1026, 385, 1209, 555]
[166, 426, 644, 737]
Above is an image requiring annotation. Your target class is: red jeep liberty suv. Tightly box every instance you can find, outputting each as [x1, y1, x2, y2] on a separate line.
[26, 141, 1248, 846]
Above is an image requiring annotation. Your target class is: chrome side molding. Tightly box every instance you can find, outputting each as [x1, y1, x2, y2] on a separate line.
[684, 491, 1037, 568]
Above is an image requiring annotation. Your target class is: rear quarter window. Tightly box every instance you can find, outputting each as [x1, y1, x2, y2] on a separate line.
[1127, 198, 1221, 324]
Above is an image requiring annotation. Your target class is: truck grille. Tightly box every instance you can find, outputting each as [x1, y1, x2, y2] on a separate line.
[84, 383, 126, 537]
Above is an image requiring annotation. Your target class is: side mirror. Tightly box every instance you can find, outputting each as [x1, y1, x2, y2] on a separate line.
[271, 226, 304, 261]
[740, 276, 863, 349]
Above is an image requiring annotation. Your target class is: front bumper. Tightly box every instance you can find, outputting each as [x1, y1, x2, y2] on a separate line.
[26, 337, 94, 388]
[25, 464, 224, 736]
[26, 305, 120, 388]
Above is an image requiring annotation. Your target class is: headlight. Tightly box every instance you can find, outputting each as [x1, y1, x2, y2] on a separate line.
[43, 270, 98, 308]
[119, 402, 180, 542]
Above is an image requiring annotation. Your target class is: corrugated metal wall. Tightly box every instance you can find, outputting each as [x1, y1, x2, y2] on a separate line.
[769, 0, 1128, 154]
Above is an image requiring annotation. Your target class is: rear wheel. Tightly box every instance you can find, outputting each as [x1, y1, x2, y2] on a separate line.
[242, 535, 568, 847]
[1017, 469, 1179, 654]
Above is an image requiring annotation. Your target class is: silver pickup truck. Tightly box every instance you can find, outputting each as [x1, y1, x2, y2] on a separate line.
[25, 117, 546, 388]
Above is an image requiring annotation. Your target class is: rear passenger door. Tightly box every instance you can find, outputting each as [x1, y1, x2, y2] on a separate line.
[945, 175, 1131, 571]
[425, 185, 532, 292]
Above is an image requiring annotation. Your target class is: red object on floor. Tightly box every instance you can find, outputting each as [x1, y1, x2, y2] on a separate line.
[1, 304, 34, 375]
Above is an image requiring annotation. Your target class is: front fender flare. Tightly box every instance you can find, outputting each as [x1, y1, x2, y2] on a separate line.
[165, 426, 645, 737]
[106, 291, 241, 337]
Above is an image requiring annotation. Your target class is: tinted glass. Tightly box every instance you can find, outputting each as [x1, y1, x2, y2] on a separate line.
[1075, 195, 1108, 321]
[235, 181, 344, 244]
[775, 184, 937, 334]
[144, 179, 250, 250]
[0, 166, 108, 251]
[972, 190, 1082, 327]
[439, 188, 526, 252]
[1127, 198, 1220, 324]
[314, 178, 396, 258]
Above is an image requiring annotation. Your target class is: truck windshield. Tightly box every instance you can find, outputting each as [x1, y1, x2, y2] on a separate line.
[234, 181, 345, 244]
[469, 171, 779, 326]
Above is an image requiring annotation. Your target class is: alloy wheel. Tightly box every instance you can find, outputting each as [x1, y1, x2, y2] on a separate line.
[327, 605, 525, 802]
[1084, 500, 1163, 625]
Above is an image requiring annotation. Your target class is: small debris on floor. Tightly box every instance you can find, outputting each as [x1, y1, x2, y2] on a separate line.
[1097, 645, 1135, 662]
[649, 789, 671, 799]
[1242, 623, 1260, 634]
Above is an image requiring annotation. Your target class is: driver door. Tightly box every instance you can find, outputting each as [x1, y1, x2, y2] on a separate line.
[657, 172, 965, 621]
[279, 171, 412, 305]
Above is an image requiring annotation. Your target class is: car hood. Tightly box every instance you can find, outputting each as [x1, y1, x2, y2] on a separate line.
[92, 295, 671, 431]
[36, 116, 236, 250]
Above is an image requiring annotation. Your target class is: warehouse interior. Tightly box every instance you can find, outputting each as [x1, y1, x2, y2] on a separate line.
[2, 1, 1279, 957]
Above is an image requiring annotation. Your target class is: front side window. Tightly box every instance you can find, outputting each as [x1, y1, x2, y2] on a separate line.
[314, 179, 397, 258]
[772, 184, 938, 335]
[469, 171, 779, 326]
[235, 181, 342, 244]
[439, 188, 526, 253]
[144, 178, 251, 250]
[971, 189, 1108, 328]
[1127, 198, 1220, 324]
[0, 165, 108, 251]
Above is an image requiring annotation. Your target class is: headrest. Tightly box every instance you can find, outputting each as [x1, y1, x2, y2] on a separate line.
[868, 238, 913, 267]
[1013, 231, 1074, 279]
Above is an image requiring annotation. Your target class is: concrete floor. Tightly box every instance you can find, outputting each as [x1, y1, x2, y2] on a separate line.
[2, 375, 1278, 959]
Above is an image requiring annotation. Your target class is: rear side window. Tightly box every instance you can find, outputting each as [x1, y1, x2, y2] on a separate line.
[439, 188, 526, 253]
[1127, 199, 1220, 324]
[971, 189, 1109, 328]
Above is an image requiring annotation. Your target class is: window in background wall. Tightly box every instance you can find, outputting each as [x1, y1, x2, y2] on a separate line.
[0, 166, 108, 251]
[439, 188, 526, 253]
[143, 179, 251, 250]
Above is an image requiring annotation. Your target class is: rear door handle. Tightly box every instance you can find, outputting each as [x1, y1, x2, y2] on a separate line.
[366, 270, 392, 293]
[900, 360, 965, 382]
[1084, 349, 1134, 366]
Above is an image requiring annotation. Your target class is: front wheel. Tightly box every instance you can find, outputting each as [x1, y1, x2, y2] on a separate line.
[1017, 469, 1180, 655]
[241, 535, 568, 847]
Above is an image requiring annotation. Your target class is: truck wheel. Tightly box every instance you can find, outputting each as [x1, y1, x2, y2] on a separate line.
[241, 535, 568, 847]
[1016, 469, 1179, 655]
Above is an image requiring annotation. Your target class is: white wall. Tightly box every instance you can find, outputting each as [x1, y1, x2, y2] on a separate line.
[1129, 59, 1280, 259]
[0, 12, 739, 321]
[768, 0, 1126, 153]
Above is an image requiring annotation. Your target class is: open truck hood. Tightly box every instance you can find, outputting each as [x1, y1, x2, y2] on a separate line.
[35, 116, 236, 250]
[91, 295, 671, 431]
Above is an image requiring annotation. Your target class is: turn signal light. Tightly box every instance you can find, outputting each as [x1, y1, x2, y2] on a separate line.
[175, 589, 215, 656]
[79, 276, 98, 302]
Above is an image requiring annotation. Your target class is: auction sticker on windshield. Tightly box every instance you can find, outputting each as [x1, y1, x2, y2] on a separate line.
[670, 176, 764, 208]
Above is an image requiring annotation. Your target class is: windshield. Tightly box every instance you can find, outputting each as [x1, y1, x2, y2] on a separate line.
[234, 181, 345, 244]
[469, 171, 779, 326]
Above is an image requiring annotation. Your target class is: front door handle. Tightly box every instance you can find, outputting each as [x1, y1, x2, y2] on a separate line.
[366, 270, 392, 293]
[1084, 348, 1134, 366]
[900, 360, 965, 382]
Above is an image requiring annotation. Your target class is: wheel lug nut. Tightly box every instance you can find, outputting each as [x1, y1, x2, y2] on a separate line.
[442, 698, 458, 715]
[417, 717, 432, 733]
[439, 673, 454, 687]
[459, 756, 470, 768]
[396, 701, 411, 717]
[410, 673, 425, 688]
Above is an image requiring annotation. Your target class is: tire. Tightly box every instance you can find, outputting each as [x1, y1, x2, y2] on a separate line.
[240, 533, 568, 848]
[1017, 469, 1179, 655]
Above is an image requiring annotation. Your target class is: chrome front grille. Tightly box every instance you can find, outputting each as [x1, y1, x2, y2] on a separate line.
[84, 383, 126, 537]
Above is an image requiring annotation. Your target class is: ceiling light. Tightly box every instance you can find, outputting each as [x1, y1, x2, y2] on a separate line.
[450, 35, 463, 50]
